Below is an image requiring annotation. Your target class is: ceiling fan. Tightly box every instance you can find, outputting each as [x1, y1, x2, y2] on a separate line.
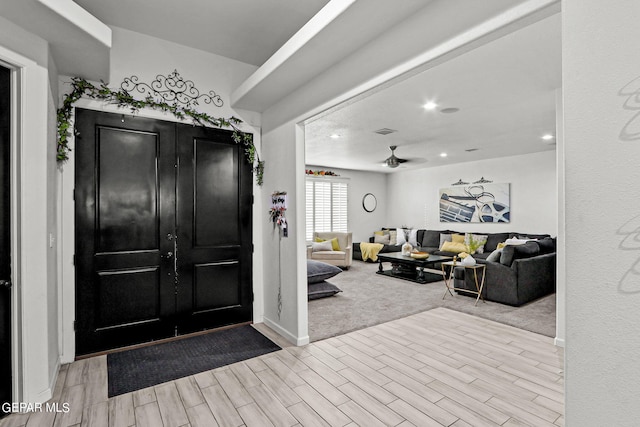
[382, 145, 408, 168]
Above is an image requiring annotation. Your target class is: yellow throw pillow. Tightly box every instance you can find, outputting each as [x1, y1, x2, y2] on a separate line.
[440, 241, 468, 253]
[497, 242, 507, 249]
[315, 237, 340, 251]
[373, 230, 385, 236]
[451, 233, 465, 243]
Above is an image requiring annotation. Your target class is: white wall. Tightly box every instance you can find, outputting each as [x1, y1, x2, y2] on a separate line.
[305, 166, 388, 243]
[59, 26, 264, 360]
[386, 150, 557, 235]
[0, 16, 60, 402]
[261, 124, 308, 345]
[564, 1, 640, 425]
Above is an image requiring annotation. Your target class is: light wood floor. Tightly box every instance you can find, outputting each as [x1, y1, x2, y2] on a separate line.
[1, 307, 564, 427]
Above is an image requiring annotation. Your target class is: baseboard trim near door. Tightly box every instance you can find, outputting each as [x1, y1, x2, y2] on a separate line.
[263, 316, 309, 346]
[75, 321, 253, 360]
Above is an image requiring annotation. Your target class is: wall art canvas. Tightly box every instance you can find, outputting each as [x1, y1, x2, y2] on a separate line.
[439, 183, 510, 223]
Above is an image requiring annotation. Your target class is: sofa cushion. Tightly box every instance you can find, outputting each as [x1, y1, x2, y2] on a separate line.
[308, 281, 342, 300]
[500, 241, 540, 266]
[536, 237, 556, 254]
[307, 260, 342, 284]
[422, 230, 441, 248]
[485, 233, 511, 252]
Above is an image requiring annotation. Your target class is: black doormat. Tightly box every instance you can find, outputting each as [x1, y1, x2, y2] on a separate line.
[107, 325, 281, 397]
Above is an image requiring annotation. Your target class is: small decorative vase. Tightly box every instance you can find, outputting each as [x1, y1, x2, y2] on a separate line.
[402, 242, 413, 256]
[461, 255, 476, 266]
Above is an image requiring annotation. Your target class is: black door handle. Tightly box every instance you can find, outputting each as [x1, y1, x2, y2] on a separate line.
[0, 279, 11, 289]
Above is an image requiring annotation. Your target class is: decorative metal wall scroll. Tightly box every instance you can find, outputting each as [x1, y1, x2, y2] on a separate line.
[121, 70, 223, 108]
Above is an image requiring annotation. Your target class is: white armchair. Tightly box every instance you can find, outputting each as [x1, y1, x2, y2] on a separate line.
[307, 231, 353, 269]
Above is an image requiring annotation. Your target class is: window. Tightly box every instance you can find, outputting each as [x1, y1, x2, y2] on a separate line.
[306, 177, 348, 241]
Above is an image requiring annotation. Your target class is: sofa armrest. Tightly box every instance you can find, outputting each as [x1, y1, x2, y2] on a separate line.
[344, 246, 352, 259]
[306, 246, 312, 259]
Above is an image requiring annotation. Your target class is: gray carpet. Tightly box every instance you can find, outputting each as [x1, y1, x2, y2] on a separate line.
[309, 260, 556, 342]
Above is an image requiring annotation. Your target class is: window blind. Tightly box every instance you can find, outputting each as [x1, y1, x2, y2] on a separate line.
[305, 177, 348, 241]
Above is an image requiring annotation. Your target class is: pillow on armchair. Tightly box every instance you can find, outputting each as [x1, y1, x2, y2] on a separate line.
[311, 240, 333, 252]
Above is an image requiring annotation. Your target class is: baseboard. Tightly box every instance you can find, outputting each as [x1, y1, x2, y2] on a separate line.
[263, 316, 309, 346]
[554, 337, 565, 347]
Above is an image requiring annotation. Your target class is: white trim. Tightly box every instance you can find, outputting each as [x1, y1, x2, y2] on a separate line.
[554, 337, 565, 348]
[263, 316, 309, 346]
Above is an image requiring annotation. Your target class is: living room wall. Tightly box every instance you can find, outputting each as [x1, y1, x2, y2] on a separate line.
[305, 166, 387, 243]
[385, 150, 557, 236]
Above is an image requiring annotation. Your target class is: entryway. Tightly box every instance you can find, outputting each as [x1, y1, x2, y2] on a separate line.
[0, 64, 12, 415]
[74, 109, 253, 356]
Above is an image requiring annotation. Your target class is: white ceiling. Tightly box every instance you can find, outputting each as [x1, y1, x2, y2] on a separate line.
[305, 13, 562, 173]
[73, 0, 330, 66]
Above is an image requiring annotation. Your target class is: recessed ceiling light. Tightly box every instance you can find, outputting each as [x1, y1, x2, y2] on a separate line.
[329, 133, 340, 139]
[440, 153, 447, 157]
[423, 101, 438, 110]
[541, 134, 554, 140]
[440, 107, 460, 114]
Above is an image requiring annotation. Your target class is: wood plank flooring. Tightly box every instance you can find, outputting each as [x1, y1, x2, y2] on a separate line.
[0, 308, 564, 427]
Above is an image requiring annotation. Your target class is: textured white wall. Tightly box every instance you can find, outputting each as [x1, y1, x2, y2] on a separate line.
[386, 151, 557, 235]
[564, 1, 640, 425]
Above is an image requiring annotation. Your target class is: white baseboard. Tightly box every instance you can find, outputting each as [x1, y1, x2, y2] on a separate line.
[263, 316, 309, 346]
[554, 337, 565, 347]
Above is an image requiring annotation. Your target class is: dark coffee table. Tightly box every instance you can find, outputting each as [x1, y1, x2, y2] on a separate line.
[377, 252, 453, 284]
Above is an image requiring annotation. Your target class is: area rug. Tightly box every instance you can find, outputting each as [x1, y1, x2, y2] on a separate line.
[107, 325, 280, 397]
[310, 260, 556, 341]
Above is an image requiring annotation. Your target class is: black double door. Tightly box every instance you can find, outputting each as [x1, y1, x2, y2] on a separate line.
[75, 109, 253, 356]
[0, 66, 12, 415]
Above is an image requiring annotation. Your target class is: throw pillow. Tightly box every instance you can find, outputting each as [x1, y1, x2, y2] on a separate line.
[395, 228, 407, 245]
[451, 233, 465, 243]
[497, 242, 507, 250]
[408, 229, 419, 247]
[308, 281, 343, 300]
[486, 248, 503, 262]
[307, 260, 342, 284]
[464, 233, 488, 254]
[312, 240, 333, 252]
[388, 230, 398, 245]
[440, 241, 468, 254]
[504, 237, 530, 246]
[439, 233, 453, 249]
[373, 234, 390, 244]
[315, 237, 340, 251]
[421, 230, 441, 248]
[373, 230, 386, 237]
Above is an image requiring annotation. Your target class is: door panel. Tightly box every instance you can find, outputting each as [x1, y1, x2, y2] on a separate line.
[75, 110, 253, 355]
[0, 65, 11, 415]
[176, 125, 252, 333]
[75, 109, 176, 355]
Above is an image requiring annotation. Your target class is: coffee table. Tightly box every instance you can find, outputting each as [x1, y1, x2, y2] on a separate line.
[377, 252, 452, 284]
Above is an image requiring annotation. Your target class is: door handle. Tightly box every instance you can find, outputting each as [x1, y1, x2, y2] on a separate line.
[0, 279, 11, 289]
[161, 251, 173, 259]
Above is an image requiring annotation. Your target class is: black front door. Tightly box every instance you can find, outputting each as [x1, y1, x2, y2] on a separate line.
[0, 65, 12, 414]
[75, 109, 253, 355]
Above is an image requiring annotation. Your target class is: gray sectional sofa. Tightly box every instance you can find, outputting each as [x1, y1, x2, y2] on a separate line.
[353, 228, 556, 306]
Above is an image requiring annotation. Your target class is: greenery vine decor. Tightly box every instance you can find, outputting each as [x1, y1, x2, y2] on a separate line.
[57, 76, 265, 185]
